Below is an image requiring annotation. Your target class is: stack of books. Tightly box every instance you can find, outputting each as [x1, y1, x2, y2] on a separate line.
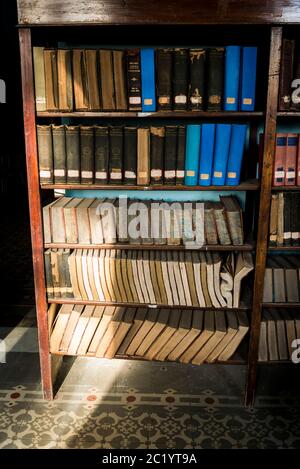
[279, 38, 300, 111]
[269, 192, 300, 246]
[50, 305, 249, 363]
[33, 46, 257, 113]
[37, 123, 248, 186]
[263, 255, 300, 303]
[273, 133, 300, 187]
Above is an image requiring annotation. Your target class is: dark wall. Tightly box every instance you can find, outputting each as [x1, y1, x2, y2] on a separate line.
[0, 1, 26, 209]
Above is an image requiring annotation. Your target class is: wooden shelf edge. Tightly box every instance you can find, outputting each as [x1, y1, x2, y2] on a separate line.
[277, 112, 300, 117]
[44, 242, 255, 251]
[271, 186, 300, 191]
[41, 180, 260, 191]
[268, 246, 300, 251]
[262, 302, 300, 308]
[48, 298, 251, 310]
[37, 111, 264, 118]
[258, 360, 296, 365]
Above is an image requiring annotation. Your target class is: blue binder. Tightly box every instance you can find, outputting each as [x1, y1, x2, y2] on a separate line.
[184, 125, 201, 186]
[199, 124, 215, 185]
[141, 48, 156, 112]
[212, 124, 232, 186]
[225, 124, 248, 185]
[240, 47, 257, 111]
[224, 46, 241, 111]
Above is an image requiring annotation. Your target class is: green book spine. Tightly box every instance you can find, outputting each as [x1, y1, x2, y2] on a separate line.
[94, 125, 109, 184]
[66, 125, 80, 184]
[52, 125, 66, 183]
[80, 125, 94, 184]
[37, 125, 53, 184]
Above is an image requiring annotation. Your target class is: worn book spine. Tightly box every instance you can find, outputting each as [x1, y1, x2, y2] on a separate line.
[57, 49, 73, 111]
[113, 50, 127, 111]
[124, 127, 137, 185]
[141, 48, 156, 112]
[37, 125, 53, 184]
[189, 49, 205, 111]
[283, 192, 291, 246]
[44, 49, 58, 111]
[33, 47, 46, 111]
[80, 126, 94, 184]
[126, 49, 142, 111]
[99, 49, 116, 110]
[156, 49, 173, 111]
[150, 126, 165, 185]
[109, 126, 123, 183]
[94, 126, 109, 184]
[85, 49, 101, 111]
[137, 128, 150, 185]
[66, 125, 80, 184]
[44, 250, 54, 299]
[285, 133, 297, 186]
[279, 39, 295, 111]
[207, 48, 224, 111]
[273, 133, 287, 186]
[52, 125, 66, 183]
[173, 49, 188, 111]
[176, 125, 186, 185]
[72, 49, 89, 111]
[164, 126, 177, 184]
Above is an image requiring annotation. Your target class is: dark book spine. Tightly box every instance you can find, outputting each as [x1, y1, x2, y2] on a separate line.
[66, 125, 80, 184]
[156, 49, 173, 111]
[173, 49, 189, 110]
[80, 126, 94, 184]
[94, 125, 109, 184]
[150, 126, 165, 185]
[279, 39, 295, 111]
[52, 125, 66, 183]
[290, 44, 300, 111]
[296, 192, 300, 246]
[63, 250, 73, 298]
[126, 49, 142, 111]
[37, 125, 53, 184]
[291, 192, 298, 245]
[176, 125, 186, 185]
[44, 251, 54, 299]
[109, 126, 123, 183]
[164, 126, 177, 184]
[283, 192, 291, 246]
[207, 47, 224, 111]
[124, 127, 137, 185]
[189, 49, 206, 111]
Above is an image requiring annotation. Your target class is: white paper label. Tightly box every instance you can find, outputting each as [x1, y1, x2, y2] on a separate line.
[176, 170, 184, 178]
[125, 171, 137, 179]
[68, 170, 80, 177]
[81, 171, 93, 178]
[227, 172, 237, 178]
[95, 171, 107, 180]
[190, 96, 202, 104]
[165, 170, 176, 178]
[243, 98, 252, 105]
[226, 97, 236, 104]
[36, 96, 46, 104]
[284, 232, 292, 239]
[144, 98, 153, 105]
[186, 170, 195, 177]
[40, 170, 51, 178]
[129, 97, 141, 104]
[214, 171, 223, 178]
[200, 174, 209, 180]
[175, 95, 187, 104]
[151, 169, 162, 177]
[286, 171, 296, 178]
[292, 233, 299, 240]
[54, 169, 65, 177]
[275, 171, 285, 178]
[110, 172, 122, 180]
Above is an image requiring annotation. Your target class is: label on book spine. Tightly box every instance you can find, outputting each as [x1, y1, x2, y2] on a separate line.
[159, 96, 170, 104]
[200, 174, 209, 180]
[284, 232, 292, 239]
[54, 169, 65, 177]
[176, 170, 184, 178]
[275, 171, 285, 178]
[243, 98, 252, 105]
[40, 170, 51, 178]
[175, 95, 187, 104]
[129, 97, 141, 104]
[190, 96, 202, 104]
[226, 97, 236, 104]
[95, 171, 107, 179]
[165, 170, 176, 178]
[186, 170, 195, 177]
[214, 171, 223, 178]
[110, 172, 122, 180]
[36, 96, 46, 104]
[81, 171, 93, 178]
[227, 172, 237, 178]
[125, 171, 137, 179]
[286, 171, 296, 178]
[68, 170, 80, 177]
[151, 169, 162, 178]
[144, 99, 153, 105]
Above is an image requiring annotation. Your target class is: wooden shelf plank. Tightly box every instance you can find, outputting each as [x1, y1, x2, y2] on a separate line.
[262, 302, 300, 308]
[258, 360, 295, 365]
[268, 246, 300, 251]
[277, 112, 300, 117]
[41, 179, 260, 191]
[271, 186, 300, 191]
[48, 298, 251, 310]
[44, 242, 255, 251]
[37, 111, 263, 118]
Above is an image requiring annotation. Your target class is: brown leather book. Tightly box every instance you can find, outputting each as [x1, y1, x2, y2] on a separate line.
[113, 50, 127, 111]
[99, 50, 116, 110]
[137, 128, 150, 185]
[43, 49, 58, 111]
[72, 49, 89, 111]
[85, 49, 101, 110]
[57, 49, 73, 111]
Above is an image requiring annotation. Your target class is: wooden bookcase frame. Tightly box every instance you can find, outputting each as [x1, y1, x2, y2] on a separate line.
[17, 7, 298, 405]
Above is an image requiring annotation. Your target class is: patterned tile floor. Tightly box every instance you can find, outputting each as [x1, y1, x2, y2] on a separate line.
[1, 213, 300, 449]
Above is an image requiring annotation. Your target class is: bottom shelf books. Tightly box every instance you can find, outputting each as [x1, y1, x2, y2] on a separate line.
[263, 255, 300, 303]
[45, 249, 254, 309]
[50, 305, 249, 364]
[258, 309, 300, 362]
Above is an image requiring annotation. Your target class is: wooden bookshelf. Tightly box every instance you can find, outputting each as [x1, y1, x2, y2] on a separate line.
[44, 242, 256, 251]
[17, 0, 300, 406]
[271, 186, 300, 191]
[268, 246, 300, 251]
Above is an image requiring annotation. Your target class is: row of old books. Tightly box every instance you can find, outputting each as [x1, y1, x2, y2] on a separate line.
[273, 133, 300, 186]
[258, 309, 300, 362]
[269, 192, 300, 246]
[45, 248, 253, 308]
[43, 196, 244, 246]
[37, 123, 248, 186]
[33, 46, 257, 113]
[263, 256, 300, 303]
[50, 305, 249, 363]
[279, 38, 300, 111]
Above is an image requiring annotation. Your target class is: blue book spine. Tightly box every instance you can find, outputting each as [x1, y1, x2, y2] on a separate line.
[212, 124, 232, 185]
[184, 125, 201, 186]
[199, 124, 215, 185]
[224, 46, 241, 111]
[240, 47, 257, 111]
[141, 48, 156, 112]
[225, 124, 248, 185]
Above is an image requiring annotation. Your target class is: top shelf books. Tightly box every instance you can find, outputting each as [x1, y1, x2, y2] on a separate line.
[33, 46, 258, 114]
